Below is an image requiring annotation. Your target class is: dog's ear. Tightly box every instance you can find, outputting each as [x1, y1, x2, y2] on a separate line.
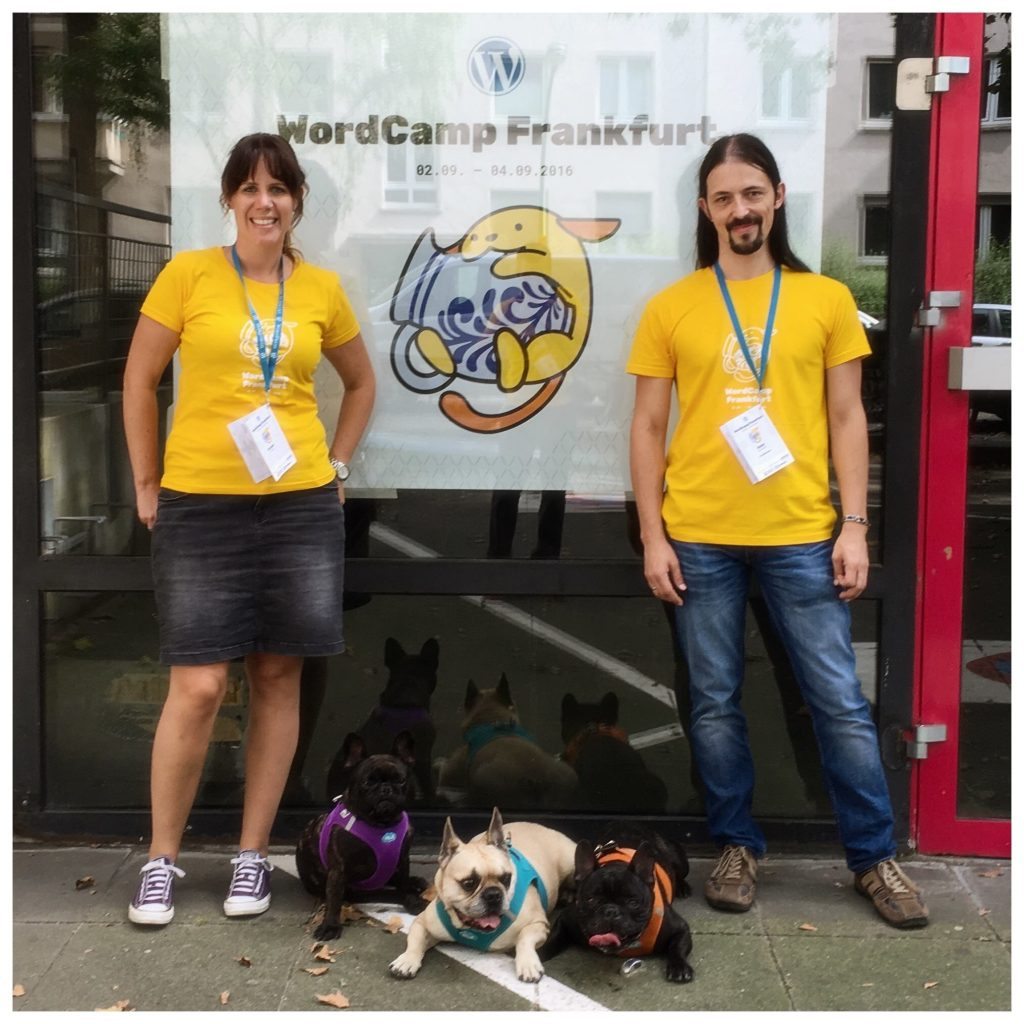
[439, 817, 462, 864]
[486, 807, 508, 850]
[598, 691, 619, 724]
[341, 733, 367, 768]
[574, 840, 598, 883]
[391, 730, 416, 765]
[496, 674, 513, 707]
[384, 637, 405, 668]
[631, 842, 656, 887]
[420, 638, 440, 673]
[464, 679, 479, 710]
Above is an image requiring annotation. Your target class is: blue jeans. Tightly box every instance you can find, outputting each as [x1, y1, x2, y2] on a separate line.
[670, 540, 895, 873]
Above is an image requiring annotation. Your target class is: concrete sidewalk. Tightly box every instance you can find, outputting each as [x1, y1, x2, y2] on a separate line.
[11, 842, 1011, 1013]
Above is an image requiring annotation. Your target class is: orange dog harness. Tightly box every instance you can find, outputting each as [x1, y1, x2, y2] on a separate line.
[595, 846, 674, 957]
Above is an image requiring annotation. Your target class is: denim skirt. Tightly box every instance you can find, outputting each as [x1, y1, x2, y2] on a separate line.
[150, 482, 346, 665]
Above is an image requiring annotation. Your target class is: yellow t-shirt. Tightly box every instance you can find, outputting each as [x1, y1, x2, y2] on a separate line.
[627, 266, 870, 545]
[141, 247, 361, 494]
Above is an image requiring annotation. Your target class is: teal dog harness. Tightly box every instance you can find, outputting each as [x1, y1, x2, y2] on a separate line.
[434, 846, 548, 950]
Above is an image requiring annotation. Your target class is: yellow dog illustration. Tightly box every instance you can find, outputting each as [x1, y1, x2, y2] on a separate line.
[392, 205, 619, 433]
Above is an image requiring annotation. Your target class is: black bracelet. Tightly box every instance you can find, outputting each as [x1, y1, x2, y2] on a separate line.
[842, 514, 870, 527]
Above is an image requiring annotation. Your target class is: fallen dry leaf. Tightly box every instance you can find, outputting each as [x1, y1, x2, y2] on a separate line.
[978, 868, 1003, 878]
[13, 984, 26, 997]
[798, 923, 818, 932]
[340, 904, 365, 923]
[302, 966, 330, 977]
[236, 955, 252, 968]
[76, 876, 96, 890]
[979, 908, 991, 917]
[861, 983, 874, 988]
[314, 945, 337, 963]
[315, 991, 351, 1009]
[385, 916, 403, 934]
[924, 981, 940, 990]
[219, 992, 230, 1006]
[95, 999, 132, 1011]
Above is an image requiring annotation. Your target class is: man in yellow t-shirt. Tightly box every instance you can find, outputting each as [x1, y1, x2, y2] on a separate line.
[628, 134, 928, 929]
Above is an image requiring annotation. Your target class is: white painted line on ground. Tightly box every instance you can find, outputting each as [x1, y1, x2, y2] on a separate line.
[269, 855, 610, 1012]
[628, 722, 684, 749]
[370, 523, 677, 711]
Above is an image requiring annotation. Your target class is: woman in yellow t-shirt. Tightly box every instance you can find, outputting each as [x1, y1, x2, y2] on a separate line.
[122, 133, 375, 926]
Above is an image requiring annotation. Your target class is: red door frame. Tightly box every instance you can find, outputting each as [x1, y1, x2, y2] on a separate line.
[913, 12, 1010, 856]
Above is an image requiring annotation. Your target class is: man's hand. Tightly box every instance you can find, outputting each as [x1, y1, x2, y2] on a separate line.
[644, 535, 687, 605]
[135, 483, 160, 531]
[832, 524, 869, 601]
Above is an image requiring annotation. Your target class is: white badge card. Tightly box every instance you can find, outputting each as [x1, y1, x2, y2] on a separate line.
[719, 405, 795, 484]
[227, 404, 297, 483]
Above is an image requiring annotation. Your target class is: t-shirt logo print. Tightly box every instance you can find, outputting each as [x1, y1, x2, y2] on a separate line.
[238, 319, 296, 387]
[721, 327, 771, 385]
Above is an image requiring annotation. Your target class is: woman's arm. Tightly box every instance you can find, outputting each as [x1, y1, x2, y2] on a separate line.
[122, 314, 181, 528]
[321, 332, 376, 503]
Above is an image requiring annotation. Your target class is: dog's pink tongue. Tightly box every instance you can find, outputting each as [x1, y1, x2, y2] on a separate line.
[475, 914, 502, 931]
[588, 933, 622, 949]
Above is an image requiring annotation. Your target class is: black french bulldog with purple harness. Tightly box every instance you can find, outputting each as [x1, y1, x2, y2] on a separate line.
[296, 733, 428, 940]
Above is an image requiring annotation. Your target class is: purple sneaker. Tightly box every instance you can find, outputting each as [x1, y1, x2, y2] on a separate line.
[128, 856, 185, 926]
[223, 850, 273, 917]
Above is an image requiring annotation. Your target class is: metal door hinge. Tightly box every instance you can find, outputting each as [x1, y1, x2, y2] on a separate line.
[915, 290, 962, 328]
[906, 724, 947, 759]
[896, 56, 971, 110]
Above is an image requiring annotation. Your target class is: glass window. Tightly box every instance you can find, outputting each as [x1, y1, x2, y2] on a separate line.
[384, 144, 438, 206]
[865, 58, 895, 121]
[862, 199, 890, 258]
[981, 56, 1010, 123]
[763, 58, 815, 121]
[598, 55, 652, 120]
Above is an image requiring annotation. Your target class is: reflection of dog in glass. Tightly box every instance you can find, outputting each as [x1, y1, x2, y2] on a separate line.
[327, 638, 438, 802]
[438, 675, 577, 810]
[560, 691, 668, 813]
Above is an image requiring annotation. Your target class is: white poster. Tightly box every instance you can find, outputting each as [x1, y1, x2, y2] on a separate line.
[168, 12, 833, 491]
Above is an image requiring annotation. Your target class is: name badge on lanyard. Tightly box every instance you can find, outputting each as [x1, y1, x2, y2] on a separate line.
[714, 263, 794, 484]
[226, 245, 297, 482]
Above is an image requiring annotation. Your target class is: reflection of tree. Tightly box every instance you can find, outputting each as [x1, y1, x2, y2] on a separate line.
[47, 14, 168, 190]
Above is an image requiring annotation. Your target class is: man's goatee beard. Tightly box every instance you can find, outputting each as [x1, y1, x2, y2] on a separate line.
[728, 233, 766, 256]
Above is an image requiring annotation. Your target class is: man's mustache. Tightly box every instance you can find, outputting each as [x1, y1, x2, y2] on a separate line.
[727, 216, 762, 231]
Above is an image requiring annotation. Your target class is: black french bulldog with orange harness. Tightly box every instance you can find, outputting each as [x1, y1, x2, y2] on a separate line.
[539, 823, 695, 983]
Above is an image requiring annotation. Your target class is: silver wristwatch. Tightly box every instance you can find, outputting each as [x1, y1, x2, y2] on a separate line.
[329, 457, 350, 482]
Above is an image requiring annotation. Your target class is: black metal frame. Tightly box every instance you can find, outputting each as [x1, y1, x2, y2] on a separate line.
[12, 13, 930, 850]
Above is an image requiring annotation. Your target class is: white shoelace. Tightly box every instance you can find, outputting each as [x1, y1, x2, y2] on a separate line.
[711, 846, 751, 882]
[877, 860, 914, 895]
[228, 853, 272, 897]
[137, 858, 185, 904]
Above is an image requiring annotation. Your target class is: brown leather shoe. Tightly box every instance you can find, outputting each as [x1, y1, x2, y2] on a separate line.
[704, 845, 758, 912]
[854, 859, 929, 929]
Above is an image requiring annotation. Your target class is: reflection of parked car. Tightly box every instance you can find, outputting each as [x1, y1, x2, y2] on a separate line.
[969, 304, 1010, 426]
[971, 303, 1011, 346]
[36, 286, 149, 389]
[862, 304, 1011, 431]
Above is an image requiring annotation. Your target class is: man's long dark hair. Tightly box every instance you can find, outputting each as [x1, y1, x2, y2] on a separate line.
[696, 133, 811, 272]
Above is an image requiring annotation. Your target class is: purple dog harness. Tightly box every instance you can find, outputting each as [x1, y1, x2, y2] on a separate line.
[318, 801, 411, 890]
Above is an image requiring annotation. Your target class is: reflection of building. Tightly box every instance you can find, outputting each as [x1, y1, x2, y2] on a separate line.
[823, 13, 1010, 263]
[31, 14, 172, 561]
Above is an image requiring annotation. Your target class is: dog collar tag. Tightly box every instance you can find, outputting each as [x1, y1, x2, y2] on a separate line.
[381, 831, 397, 844]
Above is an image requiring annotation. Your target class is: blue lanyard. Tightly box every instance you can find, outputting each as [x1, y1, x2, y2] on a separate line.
[713, 263, 782, 394]
[231, 244, 284, 393]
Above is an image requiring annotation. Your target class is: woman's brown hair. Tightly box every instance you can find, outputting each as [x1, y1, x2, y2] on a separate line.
[220, 133, 307, 261]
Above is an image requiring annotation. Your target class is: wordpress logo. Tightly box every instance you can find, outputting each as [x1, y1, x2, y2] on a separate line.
[468, 38, 526, 96]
